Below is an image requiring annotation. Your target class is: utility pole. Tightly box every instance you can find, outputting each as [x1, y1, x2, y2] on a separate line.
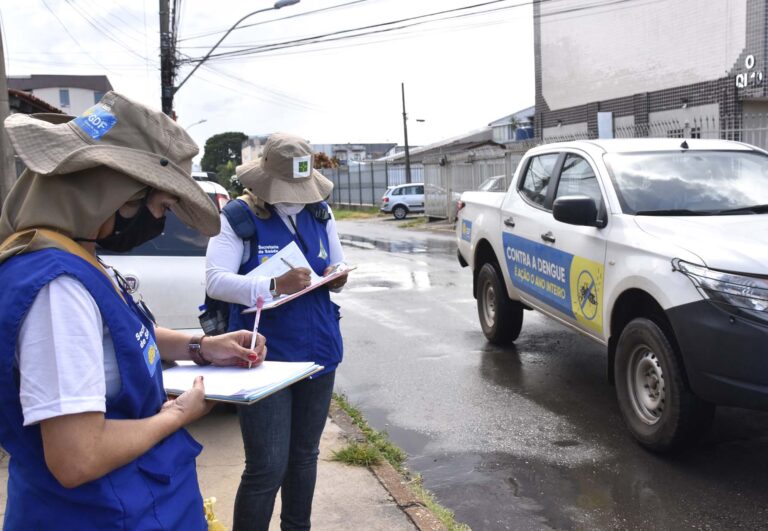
[159, 0, 175, 117]
[0, 27, 16, 212]
[401, 82, 412, 184]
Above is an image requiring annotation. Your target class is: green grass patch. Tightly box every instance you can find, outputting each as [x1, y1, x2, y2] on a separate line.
[333, 392, 406, 471]
[409, 475, 471, 531]
[332, 393, 469, 530]
[332, 442, 381, 467]
[398, 216, 427, 229]
[332, 207, 381, 220]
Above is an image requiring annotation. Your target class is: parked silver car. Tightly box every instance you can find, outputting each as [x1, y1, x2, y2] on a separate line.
[380, 183, 425, 219]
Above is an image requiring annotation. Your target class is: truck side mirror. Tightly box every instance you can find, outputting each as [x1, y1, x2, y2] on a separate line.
[553, 195, 606, 228]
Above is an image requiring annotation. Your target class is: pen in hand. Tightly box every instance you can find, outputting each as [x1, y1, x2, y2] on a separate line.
[281, 257, 296, 270]
[249, 296, 264, 369]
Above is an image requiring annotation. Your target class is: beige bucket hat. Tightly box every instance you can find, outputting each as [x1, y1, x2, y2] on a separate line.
[4, 91, 220, 236]
[237, 132, 333, 204]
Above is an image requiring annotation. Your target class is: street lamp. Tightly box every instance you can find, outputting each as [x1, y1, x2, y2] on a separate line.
[185, 118, 207, 130]
[174, 0, 301, 94]
[401, 83, 426, 184]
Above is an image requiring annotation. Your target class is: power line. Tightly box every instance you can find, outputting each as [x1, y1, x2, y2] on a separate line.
[38, 0, 120, 75]
[10, 57, 152, 69]
[106, 0, 146, 26]
[198, 63, 318, 111]
[191, 69, 321, 113]
[63, 0, 152, 63]
[535, 0, 663, 24]
[176, 0, 375, 43]
[182, 0, 526, 62]
[74, 0, 147, 42]
[182, 0, 645, 63]
[174, 49, 318, 110]
[209, 15, 514, 61]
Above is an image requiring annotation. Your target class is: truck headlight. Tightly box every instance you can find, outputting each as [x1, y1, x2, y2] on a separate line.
[673, 259, 768, 314]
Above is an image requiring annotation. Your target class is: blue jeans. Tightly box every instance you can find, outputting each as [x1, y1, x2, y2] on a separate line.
[233, 371, 335, 531]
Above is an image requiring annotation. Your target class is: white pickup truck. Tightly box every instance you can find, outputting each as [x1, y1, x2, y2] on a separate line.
[456, 138, 768, 452]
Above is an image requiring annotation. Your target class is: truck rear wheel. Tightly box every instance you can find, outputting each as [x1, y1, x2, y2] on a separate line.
[477, 262, 523, 345]
[614, 317, 715, 452]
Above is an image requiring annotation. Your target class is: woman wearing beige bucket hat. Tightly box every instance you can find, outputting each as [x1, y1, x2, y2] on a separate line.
[0, 92, 266, 530]
[205, 132, 348, 530]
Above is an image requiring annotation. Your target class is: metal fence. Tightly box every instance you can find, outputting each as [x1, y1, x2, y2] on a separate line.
[319, 162, 423, 207]
[324, 113, 768, 220]
[423, 145, 533, 222]
[544, 113, 768, 150]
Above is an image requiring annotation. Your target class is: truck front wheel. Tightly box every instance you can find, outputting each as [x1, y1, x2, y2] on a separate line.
[614, 318, 715, 452]
[477, 262, 523, 345]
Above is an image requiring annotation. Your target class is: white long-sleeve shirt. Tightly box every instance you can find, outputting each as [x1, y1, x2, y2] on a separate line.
[205, 206, 345, 307]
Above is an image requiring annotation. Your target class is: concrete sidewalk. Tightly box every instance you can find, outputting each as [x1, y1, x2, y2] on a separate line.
[0, 405, 442, 530]
[188, 403, 442, 530]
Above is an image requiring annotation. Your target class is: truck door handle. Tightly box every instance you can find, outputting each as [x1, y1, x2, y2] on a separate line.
[503, 217, 515, 228]
[540, 231, 556, 243]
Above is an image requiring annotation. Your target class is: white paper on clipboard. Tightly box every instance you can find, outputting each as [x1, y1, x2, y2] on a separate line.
[243, 260, 356, 312]
[245, 241, 321, 283]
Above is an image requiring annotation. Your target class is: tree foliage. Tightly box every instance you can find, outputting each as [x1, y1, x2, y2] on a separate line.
[201, 132, 248, 189]
[314, 151, 340, 169]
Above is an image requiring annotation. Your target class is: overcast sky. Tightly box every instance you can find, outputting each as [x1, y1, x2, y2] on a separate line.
[2, 0, 534, 161]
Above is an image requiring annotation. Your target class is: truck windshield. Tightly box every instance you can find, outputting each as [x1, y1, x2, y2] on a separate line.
[604, 150, 768, 215]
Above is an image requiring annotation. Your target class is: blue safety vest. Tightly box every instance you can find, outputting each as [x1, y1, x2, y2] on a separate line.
[0, 249, 205, 530]
[227, 202, 343, 375]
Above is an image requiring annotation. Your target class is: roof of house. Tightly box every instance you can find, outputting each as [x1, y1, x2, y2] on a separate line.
[7, 75, 113, 93]
[379, 127, 502, 163]
[331, 143, 397, 153]
[488, 105, 535, 127]
[8, 89, 64, 114]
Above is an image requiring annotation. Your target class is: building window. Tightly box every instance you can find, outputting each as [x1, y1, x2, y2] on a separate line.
[94, 91, 105, 104]
[59, 89, 70, 108]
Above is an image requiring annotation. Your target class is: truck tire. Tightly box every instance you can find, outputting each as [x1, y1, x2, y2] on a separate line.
[614, 317, 715, 452]
[393, 205, 408, 219]
[477, 262, 523, 345]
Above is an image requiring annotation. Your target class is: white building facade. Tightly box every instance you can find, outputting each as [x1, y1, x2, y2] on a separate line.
[7, 75, 113, 116]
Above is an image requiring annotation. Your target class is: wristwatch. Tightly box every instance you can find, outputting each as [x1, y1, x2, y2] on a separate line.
[189, 335, 211, 366]
[269, 277, 279, 298]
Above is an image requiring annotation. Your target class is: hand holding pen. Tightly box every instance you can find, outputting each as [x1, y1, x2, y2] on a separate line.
[247, 296, 264, 369]
[275, 258, 312, 294]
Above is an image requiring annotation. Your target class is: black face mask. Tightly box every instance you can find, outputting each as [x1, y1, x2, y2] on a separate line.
[96, 203, 166, 253]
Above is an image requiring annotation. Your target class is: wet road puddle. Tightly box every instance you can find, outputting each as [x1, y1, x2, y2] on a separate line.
[340, 262, 435, 291]
[340, 233, 456, 255]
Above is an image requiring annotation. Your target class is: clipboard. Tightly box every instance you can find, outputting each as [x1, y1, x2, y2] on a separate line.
[243, 264, 356, 313]
[163, 361, 323, 404]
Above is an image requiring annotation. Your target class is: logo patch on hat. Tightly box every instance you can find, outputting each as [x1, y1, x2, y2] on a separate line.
[293, 156, 311, 178]
[73, 104, 117, 141]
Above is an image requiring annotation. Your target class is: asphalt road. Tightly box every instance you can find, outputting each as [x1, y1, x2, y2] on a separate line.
[333, 217, 768, 531]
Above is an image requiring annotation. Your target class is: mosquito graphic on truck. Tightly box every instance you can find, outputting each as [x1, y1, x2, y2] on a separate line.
[456, 139, 768, 452]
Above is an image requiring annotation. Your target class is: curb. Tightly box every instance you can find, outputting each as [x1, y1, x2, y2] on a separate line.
[328, 402, 448, 531]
